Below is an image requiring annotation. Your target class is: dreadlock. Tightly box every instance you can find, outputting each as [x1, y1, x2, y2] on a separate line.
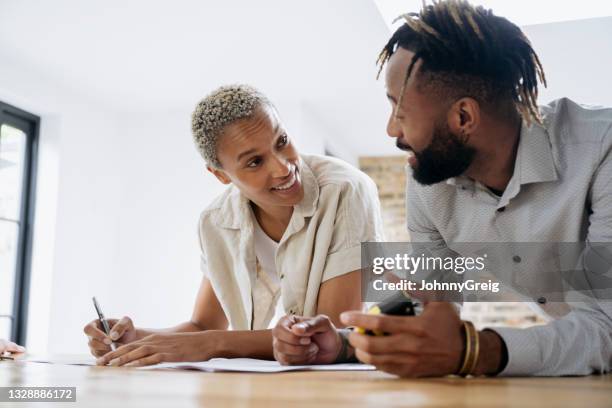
[377, 0, 546, 125]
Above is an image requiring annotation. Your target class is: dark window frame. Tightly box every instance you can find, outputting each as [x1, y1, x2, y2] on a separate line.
[0, 100, 39, 345]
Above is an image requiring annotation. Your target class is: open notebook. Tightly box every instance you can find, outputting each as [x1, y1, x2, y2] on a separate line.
[20, 355, 374, 373]
[139, 358, 375, 373]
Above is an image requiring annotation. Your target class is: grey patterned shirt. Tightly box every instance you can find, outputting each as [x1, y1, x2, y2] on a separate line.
[406, 98, 612, 376]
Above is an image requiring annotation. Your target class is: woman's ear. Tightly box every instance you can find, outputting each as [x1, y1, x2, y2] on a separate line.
[447, 97, 480, 138]
[207, 166, 231, 185]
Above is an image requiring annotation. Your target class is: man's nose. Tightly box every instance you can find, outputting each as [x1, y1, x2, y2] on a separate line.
[387, 114, 402, 138]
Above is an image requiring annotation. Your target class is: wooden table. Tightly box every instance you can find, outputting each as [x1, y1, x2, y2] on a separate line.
[1, 358, 611, 407]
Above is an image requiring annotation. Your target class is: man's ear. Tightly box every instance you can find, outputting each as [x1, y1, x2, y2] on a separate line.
[207, 166, 231, 185]
[447, 97, 480, 138]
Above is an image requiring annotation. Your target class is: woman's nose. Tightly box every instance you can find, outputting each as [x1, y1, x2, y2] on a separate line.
[270, 155, 290, 178]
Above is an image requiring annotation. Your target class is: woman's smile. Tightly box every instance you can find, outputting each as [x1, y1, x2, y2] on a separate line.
[270, 164, 301, 197]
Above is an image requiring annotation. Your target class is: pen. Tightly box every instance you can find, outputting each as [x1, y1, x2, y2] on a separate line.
[92, 296, 117, 351]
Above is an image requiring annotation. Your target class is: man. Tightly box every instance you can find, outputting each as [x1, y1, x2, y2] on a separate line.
[272, 0, 612, 376]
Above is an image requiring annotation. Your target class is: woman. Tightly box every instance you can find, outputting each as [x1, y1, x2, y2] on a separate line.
[85, 84, 384, 367]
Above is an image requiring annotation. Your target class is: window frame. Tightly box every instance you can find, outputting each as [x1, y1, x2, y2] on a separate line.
[0, 100, 39, 345]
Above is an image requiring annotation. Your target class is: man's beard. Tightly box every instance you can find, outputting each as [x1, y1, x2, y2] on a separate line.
[400, 122, 476, 186]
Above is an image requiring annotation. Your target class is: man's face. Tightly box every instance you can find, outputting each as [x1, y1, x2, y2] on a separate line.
[384, 48, 475, 185]
[212, 106, 304, 209]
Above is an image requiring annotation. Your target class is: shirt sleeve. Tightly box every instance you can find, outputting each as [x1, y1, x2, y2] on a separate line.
[321, 175, 385, 282]
[491, 131, 612, 376]
[405, 173, 445, 244]
[197, 214, 210, 278]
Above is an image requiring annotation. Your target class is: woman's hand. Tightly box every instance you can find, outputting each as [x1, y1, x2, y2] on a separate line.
[83, 316, 140, 357]
[0, 338, 25, 354]
[272, 315, 342, 365]
[95, 331, 218, 367]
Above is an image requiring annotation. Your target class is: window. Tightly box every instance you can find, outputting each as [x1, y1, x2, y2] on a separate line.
[0, 101, 39, 345]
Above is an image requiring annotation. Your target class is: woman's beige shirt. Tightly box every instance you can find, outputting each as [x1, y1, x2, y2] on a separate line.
[198, 154, 384, 330]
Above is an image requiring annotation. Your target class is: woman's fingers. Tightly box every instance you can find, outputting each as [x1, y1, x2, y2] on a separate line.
[273, 338, 317, 357]
[96, 343, 138, 366]
[124, 353, 167, 368]
[84, 321, 113, 357]
[87, 336, 110, 353]
[108, 345, 155, 367]
[274, 340, 319, 365]
[290, 315, 335, 336]
[108, 316, 134, 341]
[83, 320, 110, 342]
[272, 316, 311, 345]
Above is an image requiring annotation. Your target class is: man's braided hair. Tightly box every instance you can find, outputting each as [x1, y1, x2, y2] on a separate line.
[378, 0, 546, 125]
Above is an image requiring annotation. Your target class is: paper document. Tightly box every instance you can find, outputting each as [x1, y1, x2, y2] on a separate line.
[22, 354, 96, 366]
[141, 358, 375, 373]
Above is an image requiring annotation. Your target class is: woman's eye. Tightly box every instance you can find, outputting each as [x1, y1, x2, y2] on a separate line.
[277, 134, 288, 147]
[247, 158, 262, 168]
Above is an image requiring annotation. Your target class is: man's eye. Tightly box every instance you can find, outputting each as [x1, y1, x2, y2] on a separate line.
[247, 158, 262, 168]
[277, 134, 288, 147]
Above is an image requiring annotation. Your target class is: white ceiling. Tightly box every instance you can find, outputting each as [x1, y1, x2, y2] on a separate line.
[0, 0, 401, 156]
[2, 1, 610, 159]
[375, 0, 612, 30]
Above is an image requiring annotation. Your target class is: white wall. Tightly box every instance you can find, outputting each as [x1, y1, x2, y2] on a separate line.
[0, 51, 330, 352]
[0, 52, 124, 353]
[524, 17, 612, 108]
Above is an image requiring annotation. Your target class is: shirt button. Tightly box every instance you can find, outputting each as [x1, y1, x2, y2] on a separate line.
[497, 207, 506, 213]
[280, 274, 285, 279]
[512, 255, 521, 263]
[537, 297, 547, 304]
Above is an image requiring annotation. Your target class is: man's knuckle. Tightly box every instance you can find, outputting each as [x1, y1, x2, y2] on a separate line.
[361, 341, 375, 353]
[370, 319, 383, 331]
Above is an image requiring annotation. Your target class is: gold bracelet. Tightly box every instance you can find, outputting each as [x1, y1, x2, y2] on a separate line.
[467, 327, 480, 375]
[457, 321, 478, 377]
[457, 321, 472, 376]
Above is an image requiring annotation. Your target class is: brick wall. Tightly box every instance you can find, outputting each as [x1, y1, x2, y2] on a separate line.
[359, 155, 546, 329]
[358, 156, 411, 242]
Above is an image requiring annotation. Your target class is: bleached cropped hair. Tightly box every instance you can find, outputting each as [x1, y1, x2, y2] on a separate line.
[191, 84, 271, 168]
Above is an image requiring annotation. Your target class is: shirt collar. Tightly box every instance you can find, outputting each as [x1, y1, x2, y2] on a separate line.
[517, 120, 558, 185]
[446, 119, 558, 191]
[293, 155, 319, 219]
[213, 155, 319, 230]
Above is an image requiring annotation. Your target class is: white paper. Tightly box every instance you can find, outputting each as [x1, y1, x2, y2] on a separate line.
[21, 354, 97, 366]
[140, 358, 375, 373]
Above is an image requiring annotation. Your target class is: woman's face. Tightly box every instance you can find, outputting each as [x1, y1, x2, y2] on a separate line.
[210, 105, 304, 210]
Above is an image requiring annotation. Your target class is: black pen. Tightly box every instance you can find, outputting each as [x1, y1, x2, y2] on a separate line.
[92, 296, 117, 351]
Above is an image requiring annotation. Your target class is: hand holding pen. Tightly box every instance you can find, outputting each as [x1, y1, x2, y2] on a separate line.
[84, 297, 139, 358]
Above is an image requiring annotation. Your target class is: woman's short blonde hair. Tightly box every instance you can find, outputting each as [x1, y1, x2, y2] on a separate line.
[191, 84, 271, 168]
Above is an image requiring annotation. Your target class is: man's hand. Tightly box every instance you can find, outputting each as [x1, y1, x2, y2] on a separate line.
[95, 331, 217, 367]
[83, 316, 140, 357]
[340, 302, 464, 377]
[272, 315, 342, 365]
